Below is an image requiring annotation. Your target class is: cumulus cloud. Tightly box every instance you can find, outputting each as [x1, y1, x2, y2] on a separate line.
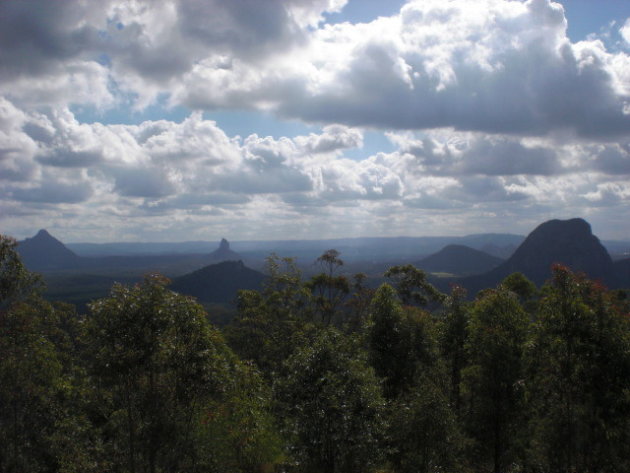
[389, 131, 563, 176]
[294, 125, 363, 154]
[590, 142, 630, 175]
[3, 103, 628, 238]
[1, 0, 630, 240]
[10, 179, 93, 204]
[1, 0, 628, 137]
[173, 0, 630, 139]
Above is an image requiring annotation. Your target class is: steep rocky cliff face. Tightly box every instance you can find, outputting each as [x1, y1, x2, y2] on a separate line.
[461, 218, 617, 293]
[499, 218, 614, 284]
[209, 238, 241, 262]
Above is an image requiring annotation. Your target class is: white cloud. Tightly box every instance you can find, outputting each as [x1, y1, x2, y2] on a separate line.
[621, 18, 630, 45]
[1, 0, 628, 138]
[3, 103, 627, 239]
[175, 0, 630, 138]
[294, 125, 363, 154]
[1, 0, 630, 240]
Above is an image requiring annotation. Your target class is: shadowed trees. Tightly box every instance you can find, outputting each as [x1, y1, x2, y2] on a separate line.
[525, 265, 630, 473]
[85, 274, 281, 473]
[3, 235, 630, 473]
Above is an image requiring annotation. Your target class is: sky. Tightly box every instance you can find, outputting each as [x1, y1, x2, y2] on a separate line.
[0, 0, 629, 243]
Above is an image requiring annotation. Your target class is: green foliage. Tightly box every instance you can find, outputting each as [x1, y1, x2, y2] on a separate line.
[306, 249, 350, 326]
[384, 264, 445, 306]
[463, 287, 529, 473]
[439, 284, 470, 417]
[3, 236, 630, 473]
[0, 238, 97, 473]
[0, 234, 42, 308]
[276, 329, 386, 473]
[0, 300, 64, 472]
[195, 362, 284, 472]
[501, 272, 537, 301]
[368, 284, 414, 399]
[343, 272, 375, 333]
[85, 274, 281, 473]
[387, 378, 463, 473]
[368, 284, 440, 399]
[226, 255, 314, 378]
[368, 284, 462, 472]
[525, 265, 630, 473]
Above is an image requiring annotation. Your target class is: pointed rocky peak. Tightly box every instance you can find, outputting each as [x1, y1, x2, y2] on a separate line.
[23, 228, 70, 249]
[35, 228, 52, 238]
[18, 229, 80, 270]
[219, 238, 230, 251]
[209, 237, 241, 262]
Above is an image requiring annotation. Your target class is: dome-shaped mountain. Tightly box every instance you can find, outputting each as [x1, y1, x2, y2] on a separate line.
[17, 229, 81, 270]
[418, 244, 503, 276]
[461, 218, 616, 292]
[170, 260, 264, 303]
[209, 238, 241, 262]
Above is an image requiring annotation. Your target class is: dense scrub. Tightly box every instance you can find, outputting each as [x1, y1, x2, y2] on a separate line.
[2, 235, 630, 473]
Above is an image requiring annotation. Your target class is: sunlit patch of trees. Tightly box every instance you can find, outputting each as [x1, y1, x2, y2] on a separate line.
[2, 233, 630, 473]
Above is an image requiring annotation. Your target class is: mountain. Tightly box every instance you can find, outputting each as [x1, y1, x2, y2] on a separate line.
[480, 243, 517, 259]
[17, 229, 81, 270]
[417, 244, 504, 276]
[209, 238, 241, 262]
[460, 218, 617, 294]
[170, 260, 265, 303]
[614, 259, 630, 288]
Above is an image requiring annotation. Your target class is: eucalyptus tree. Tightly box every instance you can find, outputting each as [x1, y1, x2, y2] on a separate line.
[275, 328, 385, 473]
[85, 274, 281, 473]
[526, 265, 630, 473]
[463, 287, 529, 473]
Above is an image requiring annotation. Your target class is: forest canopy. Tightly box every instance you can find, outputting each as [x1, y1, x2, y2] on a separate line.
[1, 234, 630, 473]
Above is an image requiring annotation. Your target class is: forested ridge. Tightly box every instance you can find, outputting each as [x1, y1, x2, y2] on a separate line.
[2, 236, 630, 473]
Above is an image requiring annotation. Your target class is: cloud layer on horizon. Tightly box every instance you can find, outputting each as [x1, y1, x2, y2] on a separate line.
[0, 0, 629, 241]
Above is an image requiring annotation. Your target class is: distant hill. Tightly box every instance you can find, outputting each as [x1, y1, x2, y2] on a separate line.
[417, 244, 504, 276]
[170, 260, 265, 303]
[209, 238, 241, 262]
[67, 234, 527, 262]
[479, 243, 517, 259]
[17, 229, 81, 270]
[460, 218, 618, 294]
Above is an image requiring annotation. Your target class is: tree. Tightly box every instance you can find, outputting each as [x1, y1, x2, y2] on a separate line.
[367, 283, 416, 399]
[0, 299, 64, 472]
[343, 272, 375, 333]
[275, 329, 385, 473]
[0, 234, 96, 473]
[226, 254, 314, 378]
[501, 272, 538, 314]
[501, 272, 537, 302]
[0, 235, 42, 309]
[525, 265, 630, 473]
[463, 288, 529, 473]
[194, 361, 283, 472]
[388, 379, 463, 473]
[384, 264, 444, 307]
[85, 274, 281, 473]
[307, 250, 350, 326]
[439, 284, 470, 418]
